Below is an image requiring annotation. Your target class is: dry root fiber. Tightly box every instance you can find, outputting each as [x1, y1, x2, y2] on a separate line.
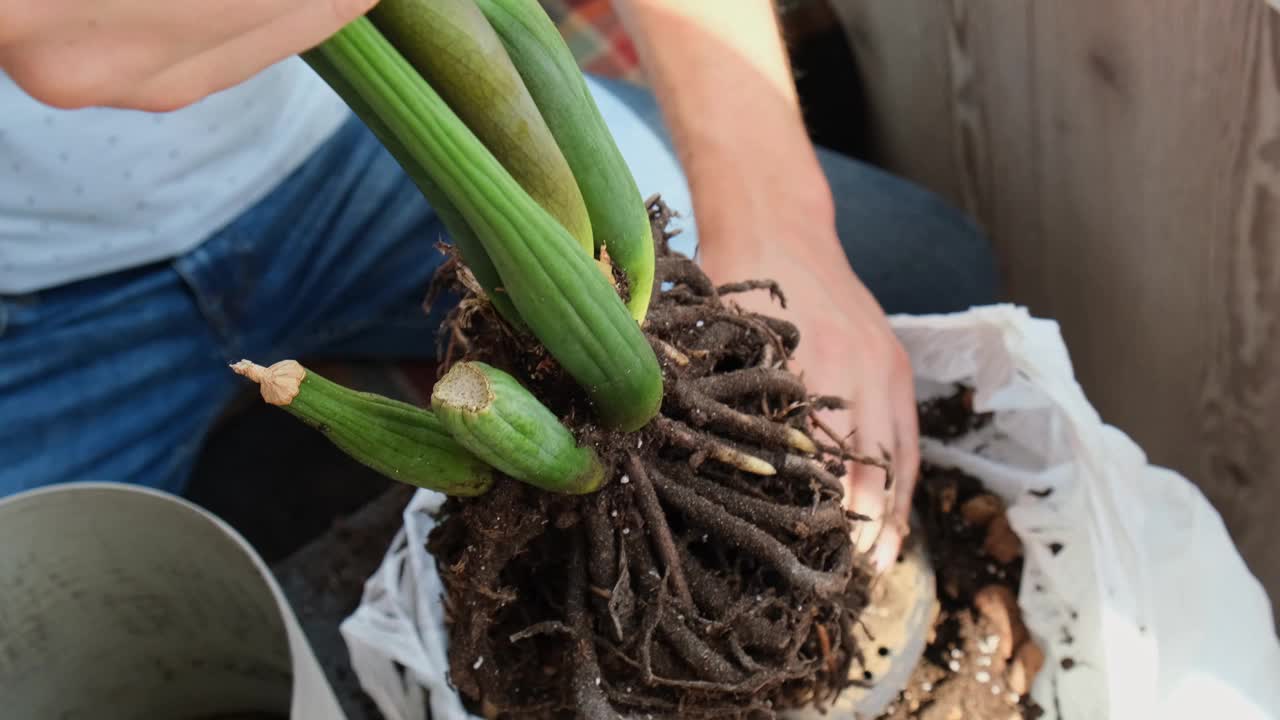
[427, 198, 874, 719]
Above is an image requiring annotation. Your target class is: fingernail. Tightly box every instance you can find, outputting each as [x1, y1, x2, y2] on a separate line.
[870, 522, 903, 574]
[854, 514, 884, 554]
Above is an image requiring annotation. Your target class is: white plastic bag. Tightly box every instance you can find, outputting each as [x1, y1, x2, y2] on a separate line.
[341, 305, 1280, 720]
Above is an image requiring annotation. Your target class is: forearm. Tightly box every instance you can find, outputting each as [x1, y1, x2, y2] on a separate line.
[614, 0, 834, 250]
[617, 0, 917, 566]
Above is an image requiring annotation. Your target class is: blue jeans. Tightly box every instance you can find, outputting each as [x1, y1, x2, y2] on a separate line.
[0, 77, 998, 497]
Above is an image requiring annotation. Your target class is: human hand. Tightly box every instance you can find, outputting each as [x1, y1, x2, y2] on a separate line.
[0, 0, 377, 111]
[697, 194, 920, 572]
[614, 0, 918, 570]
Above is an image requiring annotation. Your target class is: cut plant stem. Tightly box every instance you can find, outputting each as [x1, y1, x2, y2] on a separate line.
[313, 17, 663, 431]
[230, 360, 493, 496]
[474, 0, 656, 322]
[368, 0, 594, 255]
[432, 361, 605, 494]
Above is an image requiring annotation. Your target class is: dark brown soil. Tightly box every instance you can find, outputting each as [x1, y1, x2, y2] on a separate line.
[916, 387, 993, 442]
[874, 389, 1044, 720]
[425, 199, 874, 719]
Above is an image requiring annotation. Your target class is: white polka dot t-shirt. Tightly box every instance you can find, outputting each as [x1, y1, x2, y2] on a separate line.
[0, 57, 351, 294]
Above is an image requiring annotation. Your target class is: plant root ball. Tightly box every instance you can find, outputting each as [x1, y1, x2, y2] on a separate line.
[427, 198, 875, 719]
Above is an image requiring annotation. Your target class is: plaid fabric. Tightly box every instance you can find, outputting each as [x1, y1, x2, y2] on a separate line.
[540, 0, 643, 82]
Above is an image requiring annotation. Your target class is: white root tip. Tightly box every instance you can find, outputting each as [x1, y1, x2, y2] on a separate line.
[787, 427, 817, 454]
[711, 446, 777, 476]
[654, 339, 691, 367]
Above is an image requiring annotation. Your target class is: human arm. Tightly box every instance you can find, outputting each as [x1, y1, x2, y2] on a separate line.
[0, 0, 377, 111]
[614, 0, 918, 568]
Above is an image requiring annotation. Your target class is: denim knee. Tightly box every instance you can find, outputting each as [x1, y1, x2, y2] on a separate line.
[583, 75, 1001, 314]
[819, 147, 1001, 315]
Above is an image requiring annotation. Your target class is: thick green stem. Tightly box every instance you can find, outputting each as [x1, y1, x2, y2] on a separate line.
[231, 360, 493, 496]
[369, 0, 593, 256]
[314, 18, 662, 431]
[474, 0, 657, 322]
[302, 49, 522, 326]
[432, 362, 604, 494]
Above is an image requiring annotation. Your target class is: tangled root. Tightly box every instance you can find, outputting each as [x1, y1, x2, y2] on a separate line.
[428, 198, 873, 719]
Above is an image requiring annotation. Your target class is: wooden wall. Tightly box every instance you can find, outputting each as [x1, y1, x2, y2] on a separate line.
[830, 0, 1280, 614]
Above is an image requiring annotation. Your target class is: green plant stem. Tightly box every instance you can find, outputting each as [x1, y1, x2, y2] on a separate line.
[369, 0, 594, 256]
[232, 360, 493, 496]
[475, 0, 656, 322]
[302, 49, 523, 327]
[313, 18, 662, 431]
[432, 362, 605, 494]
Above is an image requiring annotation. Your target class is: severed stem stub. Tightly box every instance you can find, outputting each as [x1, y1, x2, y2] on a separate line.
[230, 359, 305, 406]
[427, 200, 871, 720]
[433, 361, 606, 495]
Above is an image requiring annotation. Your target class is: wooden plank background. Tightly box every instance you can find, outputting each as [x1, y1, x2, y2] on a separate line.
[829, 0, 1280, 616]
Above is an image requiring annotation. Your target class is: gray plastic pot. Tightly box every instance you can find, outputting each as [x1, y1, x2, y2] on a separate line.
[0, 482, 346, 720]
